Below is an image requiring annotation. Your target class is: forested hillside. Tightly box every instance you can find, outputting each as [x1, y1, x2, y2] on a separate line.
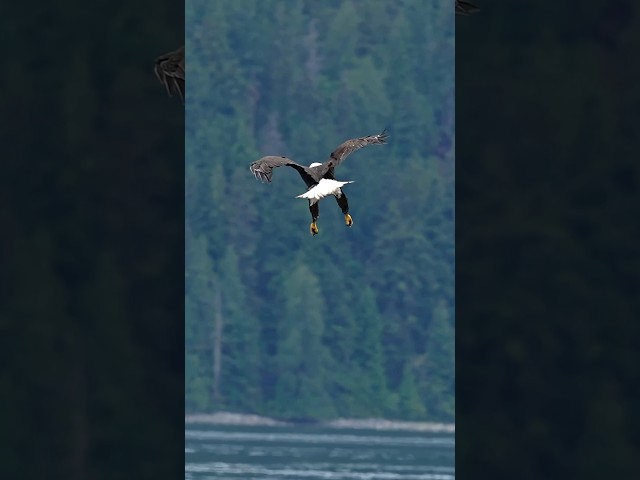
[186, 0, 454, 422]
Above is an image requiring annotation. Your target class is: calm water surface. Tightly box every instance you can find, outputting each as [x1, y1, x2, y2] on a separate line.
[185, 424, 454, 480]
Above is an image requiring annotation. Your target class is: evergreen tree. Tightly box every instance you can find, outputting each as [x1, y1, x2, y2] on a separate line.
[218, 246, 261, 411]
[351, 286, 389, 416]
[419, 299, 455, 421]
[397, 363, 427, 419]
[185, 230, 216, 410]
[273, 261, 335, 418]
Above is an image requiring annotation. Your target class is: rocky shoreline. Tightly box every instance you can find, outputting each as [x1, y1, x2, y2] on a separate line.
[185, 412, 455, 433]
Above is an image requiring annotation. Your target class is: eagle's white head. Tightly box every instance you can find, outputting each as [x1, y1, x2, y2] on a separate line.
[309, 162, 322, 168]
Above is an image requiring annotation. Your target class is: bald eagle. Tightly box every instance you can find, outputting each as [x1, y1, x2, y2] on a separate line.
[154, 46, 185, 104]
[250, 130, 389, 236]
[456, 0, 479, 14]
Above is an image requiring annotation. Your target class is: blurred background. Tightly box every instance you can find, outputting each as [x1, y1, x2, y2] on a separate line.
[186, 0, 454, 423]
[0, 2, 184, 479]
[456, 2, 640, 478]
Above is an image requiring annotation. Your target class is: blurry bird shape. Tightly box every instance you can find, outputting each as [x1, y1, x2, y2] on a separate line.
[456, 0, 480, 15]
[154, 45, 185, 104]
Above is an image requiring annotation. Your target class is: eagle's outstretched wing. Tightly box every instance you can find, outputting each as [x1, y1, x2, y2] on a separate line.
[250, 156, 315, 185]
[456, 0, 479, 15]
[155, 46, 185, 103]
[318, 129, 389, 177]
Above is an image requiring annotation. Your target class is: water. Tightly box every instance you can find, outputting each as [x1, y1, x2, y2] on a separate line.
[185, 424, 455, 480]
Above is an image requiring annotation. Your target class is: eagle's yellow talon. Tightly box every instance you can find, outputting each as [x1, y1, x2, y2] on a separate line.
[345, 214, 353, 227]
[310, 222, 319, 235]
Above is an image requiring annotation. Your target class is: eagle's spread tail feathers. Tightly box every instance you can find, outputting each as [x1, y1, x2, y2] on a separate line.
[296, 179, 354, 205]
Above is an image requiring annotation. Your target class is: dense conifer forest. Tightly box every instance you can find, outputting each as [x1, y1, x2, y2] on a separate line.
[186, 0, 454, 421]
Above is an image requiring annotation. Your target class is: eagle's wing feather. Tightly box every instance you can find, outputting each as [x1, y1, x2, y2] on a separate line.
[250, 156, 315, 185]
[318, 129, 389, 176]
[155, 46, 185, 103]
[456, 0, 479, 15]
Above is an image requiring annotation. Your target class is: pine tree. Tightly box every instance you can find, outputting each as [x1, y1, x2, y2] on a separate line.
[218, 246, 261, 411]
[419, 299, 455, 421]
[397, 363, 427, 420]
[273, 261, 335, 418]
[185, 230, 216, 412]
[351, 286, 389, 416]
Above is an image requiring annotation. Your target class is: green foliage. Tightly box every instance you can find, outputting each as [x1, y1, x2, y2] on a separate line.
[186, 0, 454, 422]
[398, 364, 427, 419]
[218, 246, 261, 411]
[420, 300, 455, 420]
[274, 262, 335, 418]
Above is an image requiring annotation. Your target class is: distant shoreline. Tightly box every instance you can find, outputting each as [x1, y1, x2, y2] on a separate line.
[185, 412, 455, 433]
